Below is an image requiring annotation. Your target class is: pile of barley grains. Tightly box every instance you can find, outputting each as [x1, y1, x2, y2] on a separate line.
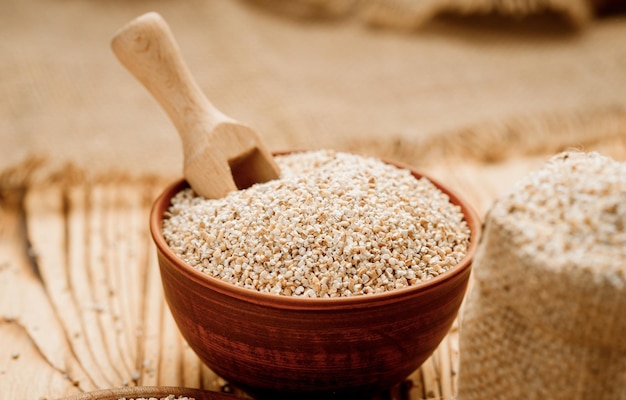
[117, 396, 194, 400]
[494, 151, 626, 271]
[162, 150, 471, 298]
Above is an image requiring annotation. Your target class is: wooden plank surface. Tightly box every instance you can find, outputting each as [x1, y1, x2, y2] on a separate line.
[1, 138, 622, 399]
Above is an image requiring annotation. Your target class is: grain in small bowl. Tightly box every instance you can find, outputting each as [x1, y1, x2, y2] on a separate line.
[150, 150, 480, 399]
[57, 387, 234, 400]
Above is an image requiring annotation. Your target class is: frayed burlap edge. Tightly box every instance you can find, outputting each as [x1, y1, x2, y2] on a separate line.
[342, 105, 626, 166]
[3, 105, 625, 192]
[0, 156, 172, 195]
[359, 0, 593, 29]
[243, 0, 597, 28]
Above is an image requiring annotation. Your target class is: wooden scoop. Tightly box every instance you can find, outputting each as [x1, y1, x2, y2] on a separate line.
[111, 12, 280, 199]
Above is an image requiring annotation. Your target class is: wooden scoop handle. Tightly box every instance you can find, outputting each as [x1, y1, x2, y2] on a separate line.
[111, 12, 280, 198]
[111, 12, 226, 160]
[111, 12, 225, 145]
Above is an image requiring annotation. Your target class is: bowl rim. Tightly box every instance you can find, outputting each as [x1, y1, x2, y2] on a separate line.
[56, 386, 237, 400]
[150, 153, 481, 310]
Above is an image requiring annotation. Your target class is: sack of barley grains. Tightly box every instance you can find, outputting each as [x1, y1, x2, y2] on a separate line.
[457, 151, 626, 400]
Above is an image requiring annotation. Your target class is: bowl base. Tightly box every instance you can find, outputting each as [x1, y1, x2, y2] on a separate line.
[237, 383, 394, 400]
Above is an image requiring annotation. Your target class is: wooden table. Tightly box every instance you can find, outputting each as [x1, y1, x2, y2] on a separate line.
[3, 139, 624, 399]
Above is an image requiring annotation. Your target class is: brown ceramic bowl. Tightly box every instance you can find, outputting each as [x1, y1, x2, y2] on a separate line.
[150, 155, 480, 399]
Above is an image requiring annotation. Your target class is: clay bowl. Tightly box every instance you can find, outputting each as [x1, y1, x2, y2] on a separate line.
[149, 155, 480, 399]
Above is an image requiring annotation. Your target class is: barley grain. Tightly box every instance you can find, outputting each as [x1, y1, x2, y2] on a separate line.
[118, 396, 194, 400]
[493, 151, 626, 275]
[163, 150, 470, 297]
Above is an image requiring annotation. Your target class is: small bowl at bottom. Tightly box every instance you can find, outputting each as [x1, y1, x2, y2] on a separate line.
[57, 386, 238, 400]
[150, 159, 480, 399]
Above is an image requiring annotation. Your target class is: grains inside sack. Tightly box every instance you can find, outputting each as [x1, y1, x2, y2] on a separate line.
[163, 150, 470, 297]
[493, 151, 626, 278]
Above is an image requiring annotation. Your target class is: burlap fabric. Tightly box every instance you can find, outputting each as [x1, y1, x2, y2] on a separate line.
[245, 0, 617, 29]
[457, 152, 626, 400]
[3, 0, 626, 181]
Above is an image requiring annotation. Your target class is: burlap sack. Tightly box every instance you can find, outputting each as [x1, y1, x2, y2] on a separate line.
[245, 0, 609, 29]
[457, 151, 626, 400]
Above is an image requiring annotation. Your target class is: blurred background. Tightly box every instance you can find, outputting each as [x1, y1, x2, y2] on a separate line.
[2, 0, 626, 180]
